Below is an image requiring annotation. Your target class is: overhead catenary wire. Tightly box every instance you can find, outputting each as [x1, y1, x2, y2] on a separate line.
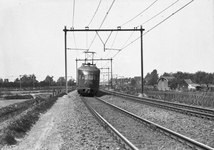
[112, 0, 194, 59]
[108, 0, 159, 67]
[87, 0, 103, 27]
[72, 33, 80, 57]
[102, 0, 155, 68]
[71, 0, 80, 57]
[136, 0, 180, 27]
[93, 31, 113, 65]
[99, 0, 115, 28]
[88, 0, 116, 50]
[120, 0, 158, 27]
[121, 31, 135, 49]
[119, 0, 179, 52]
[102, 0, 156, 68]
[104, 31, 119, 59]
[72, 0, 75, 27]
[96, 31, 113, 48]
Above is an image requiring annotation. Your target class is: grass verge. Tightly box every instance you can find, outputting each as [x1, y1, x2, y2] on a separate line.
[0, 92, 66, 147]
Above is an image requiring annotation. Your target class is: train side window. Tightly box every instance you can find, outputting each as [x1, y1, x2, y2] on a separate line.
[79, 74, 84, 79]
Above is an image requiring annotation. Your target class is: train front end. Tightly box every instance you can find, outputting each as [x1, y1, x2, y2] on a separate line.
[77, 63, 100, 96]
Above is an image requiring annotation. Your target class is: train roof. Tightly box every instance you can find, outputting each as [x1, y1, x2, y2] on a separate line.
[78, 63, 100, 72]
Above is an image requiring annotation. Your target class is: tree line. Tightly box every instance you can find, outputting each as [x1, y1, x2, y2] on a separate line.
[0, 75, 76, 88]
[145, 70, 214, 88]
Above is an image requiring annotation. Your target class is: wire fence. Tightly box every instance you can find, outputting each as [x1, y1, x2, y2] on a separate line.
[145, 90, 214, 108]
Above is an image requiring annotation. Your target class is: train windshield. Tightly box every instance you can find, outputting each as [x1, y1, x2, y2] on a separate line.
[79, 74, 99, 80]
[85, 74, 93, 80]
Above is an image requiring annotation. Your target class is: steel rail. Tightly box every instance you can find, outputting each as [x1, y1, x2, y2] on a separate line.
[80, 96, 139, 150]
[101, 89, 214, 120]
[102, 89, 214, 113]
[95, 96, 214, 150]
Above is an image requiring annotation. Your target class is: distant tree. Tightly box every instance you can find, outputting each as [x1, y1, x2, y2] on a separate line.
[13, 78, 21, 88]
[162, 72, 172, 77]
[0, 78, 3, 87]
[20, 74, 37, 88]
[130, 78, 136, 86]
[172, 71, 184, 84]
[68, 78, 76, 86]
[144, 73, 151, 83]
[170, 78, 179, 89]
[203, 73, 213, 85]
[193, 71, 207, 84]
[147, 69, 159, 86]
[57, 77, 66, 86]
[169, 71, 214, 86]
[212, 73, 214, 84]
[44, 75, 54, 86]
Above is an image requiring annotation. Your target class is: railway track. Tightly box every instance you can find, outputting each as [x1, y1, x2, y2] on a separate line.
[81, 96, 213, 150]
[101, 89, 214, 120]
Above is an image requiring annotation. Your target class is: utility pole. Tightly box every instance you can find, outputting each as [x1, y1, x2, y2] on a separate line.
[140, 26, 144, 94]
[100, 67, 110, 89]
[64, 26, 68, 94]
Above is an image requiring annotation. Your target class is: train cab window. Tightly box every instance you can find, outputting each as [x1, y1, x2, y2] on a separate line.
[79, 74, 84, 80]
[89, 75, 93, 80]
[85, 75, 93, 80]
[79, 74, 99, 80]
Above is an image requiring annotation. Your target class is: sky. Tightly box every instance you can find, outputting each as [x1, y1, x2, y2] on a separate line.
[0, 0, 213, 82]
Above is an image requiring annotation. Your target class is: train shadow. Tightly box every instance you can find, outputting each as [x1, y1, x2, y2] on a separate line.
[95, 90, 110, 97]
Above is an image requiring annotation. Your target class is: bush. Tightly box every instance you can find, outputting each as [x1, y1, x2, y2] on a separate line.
[4, 94, 33, 100]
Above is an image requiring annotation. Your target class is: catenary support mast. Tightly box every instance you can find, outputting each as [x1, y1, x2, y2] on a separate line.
[140, 26, 144, 94]
[63, 26, 145, 94]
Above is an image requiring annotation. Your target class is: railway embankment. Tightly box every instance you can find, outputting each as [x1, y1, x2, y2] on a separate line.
[1, 91, 120, 150]
[0, 92, 64, 149]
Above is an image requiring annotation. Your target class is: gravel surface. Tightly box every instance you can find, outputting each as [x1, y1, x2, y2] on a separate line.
[86, 97, 191, 150]
[1, 91, 121, 150]
[100, 94, 214, 148]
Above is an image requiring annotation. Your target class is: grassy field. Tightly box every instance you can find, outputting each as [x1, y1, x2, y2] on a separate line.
[145, 90, 214, 108]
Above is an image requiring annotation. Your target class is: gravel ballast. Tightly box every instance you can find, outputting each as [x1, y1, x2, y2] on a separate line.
[2, 91, 121, 150]
[86, 97, 190, 150]
[100, 94, 214, 148]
